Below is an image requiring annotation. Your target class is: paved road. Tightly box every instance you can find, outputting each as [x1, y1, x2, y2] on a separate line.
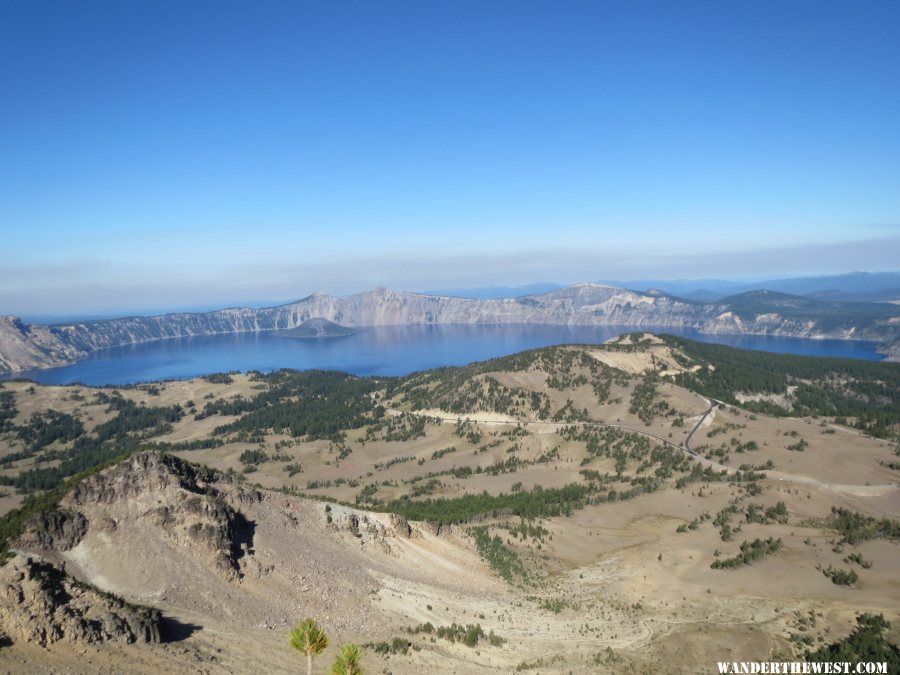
[683, 399, 719, 456]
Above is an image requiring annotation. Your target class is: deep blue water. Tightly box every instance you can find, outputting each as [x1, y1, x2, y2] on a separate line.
[4, 325, 886, 386]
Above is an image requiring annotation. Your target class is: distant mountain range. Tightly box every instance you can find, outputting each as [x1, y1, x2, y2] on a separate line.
[602, 271, 900, 303]
[418, 282, 565, 299]
[2, 283, 899, 373]
[420, 273, 900, 303]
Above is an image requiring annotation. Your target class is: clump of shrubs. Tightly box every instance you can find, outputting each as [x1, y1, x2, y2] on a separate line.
[710, 538, 782, 569]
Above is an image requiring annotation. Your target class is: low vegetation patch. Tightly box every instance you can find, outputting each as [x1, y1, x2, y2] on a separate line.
[805, 614, 899, 668]
[516, 654, 566, 671]
[710, 537, 782, 569]
[409, 622, 505, 647]
[471, 526, 529, 583]
[845, 552, 872, 569]
[826, 507, 900, 545]
[366, 637, 417, 656]
[383, 483, 594, 525]
[822, 566, 859, 587]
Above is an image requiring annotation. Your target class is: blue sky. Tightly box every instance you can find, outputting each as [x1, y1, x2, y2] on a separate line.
[1, 1, 899, 315]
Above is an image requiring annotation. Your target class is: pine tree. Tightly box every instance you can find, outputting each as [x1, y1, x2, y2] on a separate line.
[331, 643, 364, 675]
[289, 618, 329, 675]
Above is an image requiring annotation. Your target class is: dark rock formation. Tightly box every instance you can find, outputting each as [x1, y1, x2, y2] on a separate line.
[20, 451, 257, 581]
[17, 509, 88, 551]
[389, 513, 412, 538]
[0, 554, 162, 647]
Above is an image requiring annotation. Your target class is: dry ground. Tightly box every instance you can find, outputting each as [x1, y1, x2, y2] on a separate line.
[1, 346, 898, 673]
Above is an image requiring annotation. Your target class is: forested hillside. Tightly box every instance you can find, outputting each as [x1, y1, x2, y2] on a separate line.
[661, 335, 900, 437]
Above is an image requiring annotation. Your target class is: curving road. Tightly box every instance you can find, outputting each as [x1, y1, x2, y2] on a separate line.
[683, 399, 719, 456]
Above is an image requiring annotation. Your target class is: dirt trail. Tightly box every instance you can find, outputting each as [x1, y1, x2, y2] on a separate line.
[388, 402, 900, 493]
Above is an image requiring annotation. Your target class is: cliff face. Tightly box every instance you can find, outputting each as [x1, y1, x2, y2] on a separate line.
[0, 316, 84, 372]
[2, 284, 898, 372]
[49, 452, 260, 582]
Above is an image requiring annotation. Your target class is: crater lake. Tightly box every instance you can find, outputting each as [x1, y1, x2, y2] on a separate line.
[2, 325, 887, 386]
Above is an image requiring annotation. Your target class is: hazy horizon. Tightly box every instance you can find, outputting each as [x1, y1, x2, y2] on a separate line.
[8, 267, 900, 324]
[2, 2, 899, 316]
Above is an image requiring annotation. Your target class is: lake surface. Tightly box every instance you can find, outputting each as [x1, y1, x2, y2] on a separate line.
[5, 325, 886, 386]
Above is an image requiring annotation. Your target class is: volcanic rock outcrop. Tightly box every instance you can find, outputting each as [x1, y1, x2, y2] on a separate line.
[0, 554, 162, 647]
